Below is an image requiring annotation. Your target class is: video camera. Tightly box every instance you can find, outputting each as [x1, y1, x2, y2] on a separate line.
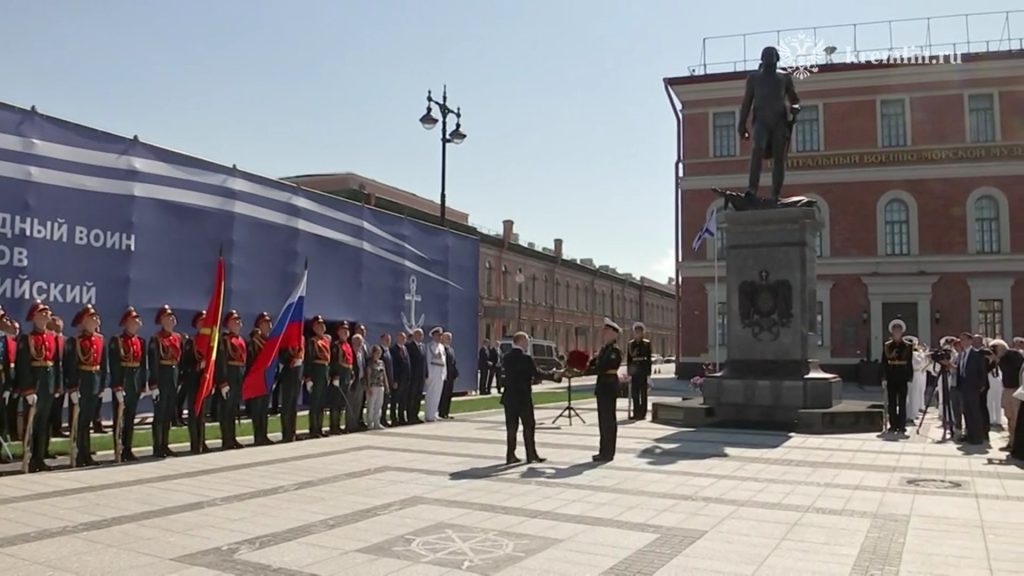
[929, 348, 952, 363]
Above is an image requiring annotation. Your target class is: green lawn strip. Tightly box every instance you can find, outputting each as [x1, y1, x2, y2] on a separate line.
[4, 388, 592, 458]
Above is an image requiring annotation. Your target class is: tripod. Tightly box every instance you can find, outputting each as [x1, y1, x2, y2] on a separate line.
[917, 369, 953, 441]
[551, 376, 584, 426]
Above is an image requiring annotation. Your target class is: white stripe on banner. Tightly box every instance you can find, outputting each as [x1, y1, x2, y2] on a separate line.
[0, 159, 460, 289]
[0, 132, 428, 259]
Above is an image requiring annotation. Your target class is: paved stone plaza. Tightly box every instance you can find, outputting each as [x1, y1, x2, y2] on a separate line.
[1, 380, 1023, 575]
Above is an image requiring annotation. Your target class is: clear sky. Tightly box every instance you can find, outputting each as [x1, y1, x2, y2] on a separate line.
[2, 1, 1020, 282]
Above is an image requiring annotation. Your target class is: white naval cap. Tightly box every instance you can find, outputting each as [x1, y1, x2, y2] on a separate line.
[603, 317, 621, 333]
[888, 319, 906, 333]
[989, 338, 1008, 350]
[903, 335, 919, 346]
[632, 321, 646, 332]
[429, 326, 443, 335]
[1014, 336, 1024, 345]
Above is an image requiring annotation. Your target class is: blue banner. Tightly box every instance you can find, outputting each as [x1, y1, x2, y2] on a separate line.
[0, 102, 479, 401]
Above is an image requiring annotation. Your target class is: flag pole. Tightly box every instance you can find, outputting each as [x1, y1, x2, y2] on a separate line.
[713, 238, 720, 372]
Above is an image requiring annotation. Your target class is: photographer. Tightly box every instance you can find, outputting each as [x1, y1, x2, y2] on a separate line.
[991, 339, 1023, 452]
[929, 339, 957, 437]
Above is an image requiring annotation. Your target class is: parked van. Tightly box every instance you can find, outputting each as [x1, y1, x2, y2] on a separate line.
[497, 338, 565, 383]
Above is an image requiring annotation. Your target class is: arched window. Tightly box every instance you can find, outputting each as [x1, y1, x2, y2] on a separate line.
[515, 267, 523, 301]
[883, 199, 911, 256]
[501, 265, 509, 299]
[555, 278, 561, 307]
[484, 260, 493, 298]
[565, 282, 570, 309]
[974, 195, 1000, 254]
[543, 275, 550, 305]
[875, 190, 917, 256]
[575, 283, 581, 311]
[530, 273, 538, 303]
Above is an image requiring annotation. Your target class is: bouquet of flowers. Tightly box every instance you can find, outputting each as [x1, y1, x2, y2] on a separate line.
[564, 350, 590, 380]
[689, 375, 705, 393]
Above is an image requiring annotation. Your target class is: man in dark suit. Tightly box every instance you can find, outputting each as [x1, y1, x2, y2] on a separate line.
[489, 343, 501, 394]
[405, 328, 426, 424]
[501, 332, 545, 465]
[478, 339, 492, 395]
[379, 332, 395, 427]
[957, 331, 989, 445]
[439, 331, 458, 419]
[390, 332, 411, 425]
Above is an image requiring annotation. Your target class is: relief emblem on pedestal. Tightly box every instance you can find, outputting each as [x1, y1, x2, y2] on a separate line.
[738, 269, 793, 341]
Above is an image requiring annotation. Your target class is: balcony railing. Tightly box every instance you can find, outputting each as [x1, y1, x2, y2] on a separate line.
[688, 10, 1023, 76]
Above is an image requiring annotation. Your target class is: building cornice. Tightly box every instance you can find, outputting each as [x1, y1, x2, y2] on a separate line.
[680, 254, 1024, 277]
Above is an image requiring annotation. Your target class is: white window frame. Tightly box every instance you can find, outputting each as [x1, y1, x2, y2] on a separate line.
[816, 280, 834, 351]
[803, 193, 830, 258]
[963, 90, 1001, 144]
[968, 277, 1014, 338]
[876, 189, 919, 256]
[708, 108, 738, 158]
[876, 96, 912, 148]
[705, 281, 727, 358]
[792, 102, 824, 153]
[965, 186, 1010, 255]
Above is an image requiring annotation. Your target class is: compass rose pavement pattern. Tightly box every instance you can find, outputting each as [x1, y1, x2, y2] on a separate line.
[0, 379, 1022, 575]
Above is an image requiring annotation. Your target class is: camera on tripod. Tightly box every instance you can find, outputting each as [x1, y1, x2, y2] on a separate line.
[929, 348, 951, 363]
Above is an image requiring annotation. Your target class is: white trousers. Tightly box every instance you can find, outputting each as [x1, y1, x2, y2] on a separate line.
[907, 372, 926, 418]
[988, 375, 1003, 426]
[366, 386, 385, 430]
[424, 373, 445, 421]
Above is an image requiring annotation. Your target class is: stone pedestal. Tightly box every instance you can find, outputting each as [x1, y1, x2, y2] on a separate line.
[701, 208, 846, 429]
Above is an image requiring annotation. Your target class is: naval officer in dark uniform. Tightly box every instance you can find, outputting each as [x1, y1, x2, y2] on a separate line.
[627, 322, 653, 420]
[881, 318, 913, 435]
[594, 318, 623, 462]
[500, 331, 546, 465]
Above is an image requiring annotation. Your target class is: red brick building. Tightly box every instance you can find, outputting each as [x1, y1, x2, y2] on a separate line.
[667, 33, 1024, 377]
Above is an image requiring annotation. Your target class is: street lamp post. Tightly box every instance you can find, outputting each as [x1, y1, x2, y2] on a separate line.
[515, 271, 525, 331]
[418, 85, 467, 227]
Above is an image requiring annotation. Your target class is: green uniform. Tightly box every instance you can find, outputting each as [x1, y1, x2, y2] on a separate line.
[594, 341, 623, 460]
[216, 331, 246, 449]
[181, 335, 210, 454]
[278, 346, 303, 442]
[328, 339, 354, 434]
[246, 331, 272, 446]
[148, 330, 183, 457]
[109, 331, 148, 460]
[16, 329, 62, 472]
[304, 335, 331, 437]
[64, 331, 108, 465]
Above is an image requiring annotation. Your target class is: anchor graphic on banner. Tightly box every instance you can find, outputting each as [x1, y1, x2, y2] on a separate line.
[401, 275, 425, 332]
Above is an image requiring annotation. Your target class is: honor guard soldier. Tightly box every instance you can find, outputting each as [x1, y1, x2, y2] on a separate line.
[66, 305, 108, 467]
[181, 311, 210, 454]
[329, 321, 354, 435]
[1, 306, 18, 447]
[216, 310, 246, 450]
[16, 300, 61, 472]
[110, 307, 147, 461]
[882, 319, 913, 435]
[305, 316, 331, 438]
[627, 322, 653, 420]
[247, 312, 273, 446]
[47, 316, 67, 443]
[594, 318, 623, 462]
[278, 327, 304, 443]
[149, 305, 182, 457]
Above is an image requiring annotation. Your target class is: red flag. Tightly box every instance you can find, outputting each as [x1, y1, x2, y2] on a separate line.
[194, 256, 225, 413]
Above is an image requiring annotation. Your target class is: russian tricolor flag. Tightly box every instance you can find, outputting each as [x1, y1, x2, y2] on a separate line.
[241, 268, 307, 400]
